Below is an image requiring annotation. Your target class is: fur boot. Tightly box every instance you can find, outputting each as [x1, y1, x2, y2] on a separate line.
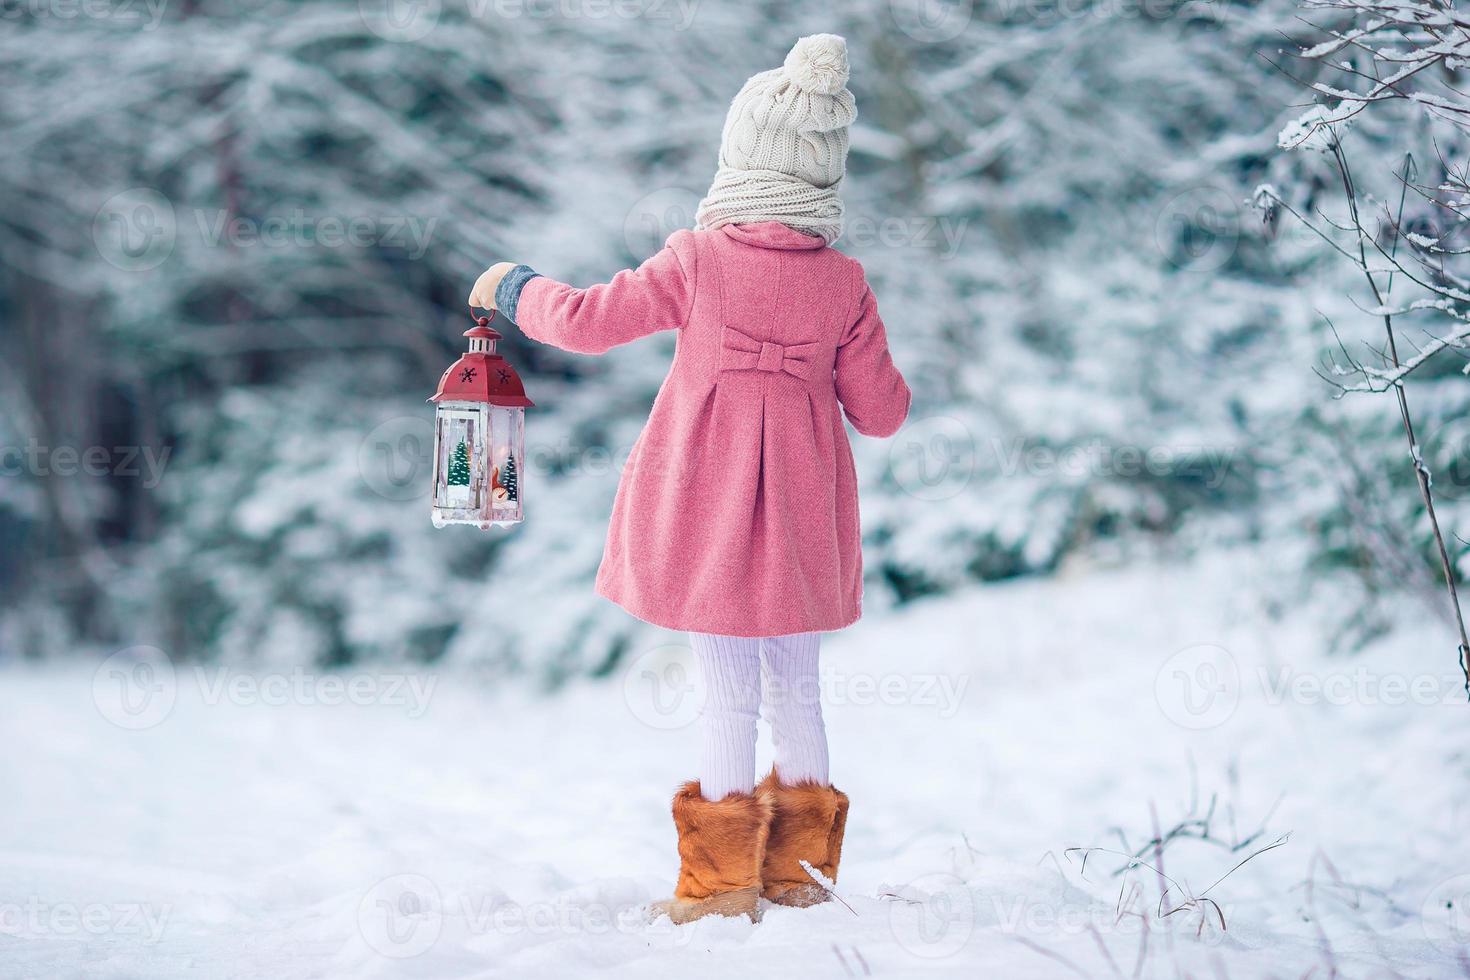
[757, 771, 850, 907]
[653, 782, 773, 924]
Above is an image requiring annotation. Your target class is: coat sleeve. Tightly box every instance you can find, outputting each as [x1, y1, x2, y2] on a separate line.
[834, 266, 911, 437]
[508, 231, 697, 355]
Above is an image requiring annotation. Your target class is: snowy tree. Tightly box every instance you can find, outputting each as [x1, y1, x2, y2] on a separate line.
[448, 441, 471, 488]
[0, 0, 1421, 675]
[501, 454, 518, 502]
[1258, 0, 1470, 681]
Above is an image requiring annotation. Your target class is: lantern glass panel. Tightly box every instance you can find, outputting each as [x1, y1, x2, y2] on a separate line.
[486, 405, 525, 523]
[434, 406, 482, 512]
[430, 401, 524, 528]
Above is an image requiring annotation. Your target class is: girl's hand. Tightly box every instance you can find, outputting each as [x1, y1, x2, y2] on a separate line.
[468, 262, 517, 311]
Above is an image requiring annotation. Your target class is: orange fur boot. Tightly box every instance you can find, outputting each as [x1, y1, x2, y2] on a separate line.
[653, 782, 773, 924]
[756, 772, 850, 907]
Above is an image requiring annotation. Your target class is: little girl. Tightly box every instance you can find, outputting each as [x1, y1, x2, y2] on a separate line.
[469, 34, 910, 923]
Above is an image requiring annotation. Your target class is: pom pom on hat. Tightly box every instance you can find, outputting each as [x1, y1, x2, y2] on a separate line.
[696, 34, 856, 243]
[711, 33, 855, 185]
[783, 34, 849, 96]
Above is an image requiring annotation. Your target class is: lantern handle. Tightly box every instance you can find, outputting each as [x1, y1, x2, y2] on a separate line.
[468, 304, 491, 327]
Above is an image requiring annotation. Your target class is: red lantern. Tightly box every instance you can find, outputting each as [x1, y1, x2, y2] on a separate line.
[429, 315, 533, 529]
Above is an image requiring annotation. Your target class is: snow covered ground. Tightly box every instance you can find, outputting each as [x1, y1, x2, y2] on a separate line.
[3, 547, 1468, 978]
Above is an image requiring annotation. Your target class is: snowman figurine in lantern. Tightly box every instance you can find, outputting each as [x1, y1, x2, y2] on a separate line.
[429, 312, 533, 529]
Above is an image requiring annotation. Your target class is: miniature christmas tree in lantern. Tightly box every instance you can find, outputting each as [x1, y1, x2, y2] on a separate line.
[429, 314, 533, 529]
[446, 439, 472, 506]
[501, 455, 518, 501]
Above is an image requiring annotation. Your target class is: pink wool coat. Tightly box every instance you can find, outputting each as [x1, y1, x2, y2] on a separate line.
[514, 221, 911, 636]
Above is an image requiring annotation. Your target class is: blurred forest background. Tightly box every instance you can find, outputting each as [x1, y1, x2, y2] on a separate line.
[3, 0, 1468, 680]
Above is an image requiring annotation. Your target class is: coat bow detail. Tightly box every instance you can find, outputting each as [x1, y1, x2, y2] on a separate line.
[720, 326, 822, 381]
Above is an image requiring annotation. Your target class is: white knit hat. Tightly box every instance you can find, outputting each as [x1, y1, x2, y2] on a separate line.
[695, 34, 857, 243]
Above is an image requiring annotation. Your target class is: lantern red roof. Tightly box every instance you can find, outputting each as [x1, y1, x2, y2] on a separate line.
[430, 319, 534, 407]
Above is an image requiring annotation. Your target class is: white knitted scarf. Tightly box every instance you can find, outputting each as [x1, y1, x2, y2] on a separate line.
[694, 167, 844, 245]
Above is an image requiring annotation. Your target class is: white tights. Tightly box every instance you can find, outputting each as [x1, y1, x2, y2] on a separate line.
[690, 632, 829, 801]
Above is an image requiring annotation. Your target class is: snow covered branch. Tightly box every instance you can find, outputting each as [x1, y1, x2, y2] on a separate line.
[1283, 0, 1470, 148]
[1269, 1, 1470, 691]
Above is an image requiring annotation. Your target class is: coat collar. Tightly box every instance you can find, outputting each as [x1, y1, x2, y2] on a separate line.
[718, 221, 829, 250]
